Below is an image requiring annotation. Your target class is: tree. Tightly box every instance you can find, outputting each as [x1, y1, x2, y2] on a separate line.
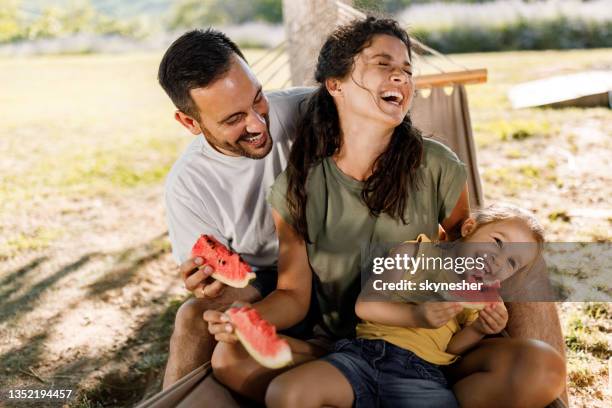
[0, 0, 24, 42]
[169, 0, 282, 29]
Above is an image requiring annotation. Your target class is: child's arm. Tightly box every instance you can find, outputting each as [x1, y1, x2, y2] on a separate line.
[356, 299, 462, 329]
[447, 302, 509, 354]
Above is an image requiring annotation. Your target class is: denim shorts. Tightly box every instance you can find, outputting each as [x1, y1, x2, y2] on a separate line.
[323, 338, 458, 408]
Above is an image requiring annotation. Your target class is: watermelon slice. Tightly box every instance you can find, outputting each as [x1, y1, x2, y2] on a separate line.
[190, 235, 256, 288]
[227, 306, 293, 369]
[447, 278, 502, 310]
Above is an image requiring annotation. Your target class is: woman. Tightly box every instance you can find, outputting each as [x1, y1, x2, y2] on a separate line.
[211, 17, 564, 407]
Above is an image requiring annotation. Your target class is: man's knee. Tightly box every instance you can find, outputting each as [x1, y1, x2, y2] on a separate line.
[507, 339, 566, 407]
[173, 297, 210, 336]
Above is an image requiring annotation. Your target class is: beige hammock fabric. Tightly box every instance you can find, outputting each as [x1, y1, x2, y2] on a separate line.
[410, 84, 484, 209]
[135, 363, 243, 408]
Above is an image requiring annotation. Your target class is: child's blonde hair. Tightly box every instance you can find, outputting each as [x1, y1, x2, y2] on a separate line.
[473, 203, 545, 245]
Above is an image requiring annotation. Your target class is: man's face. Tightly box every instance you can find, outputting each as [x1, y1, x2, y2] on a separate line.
[189, 55, 272, 159]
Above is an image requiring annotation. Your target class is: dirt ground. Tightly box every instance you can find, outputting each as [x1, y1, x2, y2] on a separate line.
[0, 49, 610, 407]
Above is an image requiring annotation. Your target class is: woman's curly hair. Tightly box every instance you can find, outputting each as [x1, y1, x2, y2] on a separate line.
[286, 17, 424, 242]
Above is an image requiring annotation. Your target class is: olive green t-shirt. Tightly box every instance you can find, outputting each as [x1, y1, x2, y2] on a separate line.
[267, 138, 467, 338]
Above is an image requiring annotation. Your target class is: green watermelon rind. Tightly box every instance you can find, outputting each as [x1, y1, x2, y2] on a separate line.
[457, 301, 489, 310]
[228, 308, 293, 369]
[445, 288, 502, 310]
[234, 329, 293, 369]
[210, 270, 256, 288]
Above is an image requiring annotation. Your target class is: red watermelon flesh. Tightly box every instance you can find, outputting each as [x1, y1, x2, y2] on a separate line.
[227, 306, 293, 369]
[448, 278, 502, 310]
[190, 235, 256, 288]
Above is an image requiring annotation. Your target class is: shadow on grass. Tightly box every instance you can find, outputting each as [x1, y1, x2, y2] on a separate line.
[86, 232, 170, 297]
[0, 254, 97, 324]
[0, 256, 48, 298]
[0, 333, 49, 383]
[62, 294, 187, 408]
[0, 232, 181, 407]
[0, 232, 171, 326]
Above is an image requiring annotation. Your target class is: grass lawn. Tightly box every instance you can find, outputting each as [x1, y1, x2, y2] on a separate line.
[0, 48, 610, 407]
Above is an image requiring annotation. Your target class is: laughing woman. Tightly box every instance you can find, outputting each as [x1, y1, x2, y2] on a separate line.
[211, 17, 564, 408]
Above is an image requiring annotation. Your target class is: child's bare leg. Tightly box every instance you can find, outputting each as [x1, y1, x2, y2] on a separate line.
[448, 337, 565, 408]
[266, 360, 354, 408]
[211, 336, 326, 402]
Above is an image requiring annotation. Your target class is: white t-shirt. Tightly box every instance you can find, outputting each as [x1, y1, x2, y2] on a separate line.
[165, 87, 312, 266]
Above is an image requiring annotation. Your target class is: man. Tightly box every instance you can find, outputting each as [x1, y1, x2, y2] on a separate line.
[158, 28, 567, 405]
[158, 28, 311, 388]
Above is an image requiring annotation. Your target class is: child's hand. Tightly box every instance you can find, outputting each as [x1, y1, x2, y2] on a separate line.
[415, 302, 463, 329]
[472, 302, 508, 335]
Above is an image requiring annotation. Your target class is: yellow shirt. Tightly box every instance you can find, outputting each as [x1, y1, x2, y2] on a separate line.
[356, 234, 479, 365]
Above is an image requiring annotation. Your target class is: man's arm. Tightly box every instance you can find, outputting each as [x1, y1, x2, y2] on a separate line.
[166, 186, 223, 264]
[166, 186, 227, 298]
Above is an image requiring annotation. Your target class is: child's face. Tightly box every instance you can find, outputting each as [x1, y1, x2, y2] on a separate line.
[459, 218, 539, 285]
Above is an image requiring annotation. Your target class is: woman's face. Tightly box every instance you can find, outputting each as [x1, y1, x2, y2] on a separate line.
[335, 34, 414, 127]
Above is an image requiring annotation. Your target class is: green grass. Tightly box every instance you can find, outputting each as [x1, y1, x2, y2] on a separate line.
[0, 53, 188, 214]
[1, 228, 63, 259]
[473, 118, 557, 147]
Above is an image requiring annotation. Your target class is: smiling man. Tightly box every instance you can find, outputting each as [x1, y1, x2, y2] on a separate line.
[158, 29, 311, 388]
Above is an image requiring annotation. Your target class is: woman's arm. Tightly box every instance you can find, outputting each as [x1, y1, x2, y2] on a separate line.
[440, 183, 470, 241]
[252, 209, 312, 330]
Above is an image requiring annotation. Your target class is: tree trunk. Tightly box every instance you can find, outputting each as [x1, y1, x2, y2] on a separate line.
[282, 0, 353, 86]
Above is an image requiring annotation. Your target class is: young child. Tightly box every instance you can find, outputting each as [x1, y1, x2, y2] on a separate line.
[265, 203, 545, 408]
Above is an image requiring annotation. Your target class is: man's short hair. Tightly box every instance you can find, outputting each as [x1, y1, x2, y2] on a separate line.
[158, 28, 246, 120]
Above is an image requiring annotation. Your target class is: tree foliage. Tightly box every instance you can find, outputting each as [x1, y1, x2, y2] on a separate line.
[0, 0, 22, 42]
[168, 0, 282, 29]
[0, 0, 147, 43]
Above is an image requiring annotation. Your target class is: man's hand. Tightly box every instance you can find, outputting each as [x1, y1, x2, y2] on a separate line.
[472, 302, 508, 335]
[180, 256, 226, 298]
[415, 302, 462, 329]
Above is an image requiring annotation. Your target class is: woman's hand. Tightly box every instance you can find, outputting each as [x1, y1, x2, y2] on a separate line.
[203, 302, 252, 343]
[415, 302, 463, 328]
[203, 309, 236, 343]
[471, 302, 508, 335]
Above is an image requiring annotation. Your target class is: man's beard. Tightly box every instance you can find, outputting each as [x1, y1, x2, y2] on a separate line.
[202, 115, 273, 160]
